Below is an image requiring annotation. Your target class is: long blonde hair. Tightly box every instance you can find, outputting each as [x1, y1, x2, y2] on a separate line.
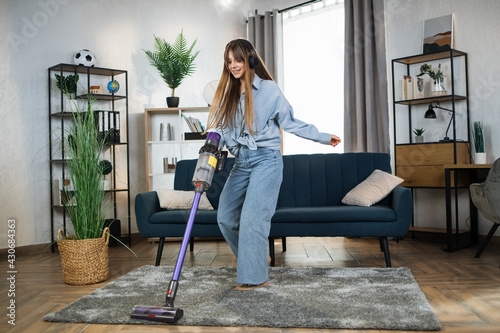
[206, 39, 273, 135]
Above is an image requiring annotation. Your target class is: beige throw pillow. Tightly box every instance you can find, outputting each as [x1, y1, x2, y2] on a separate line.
[342, 170, 403, 207]
[156, 189, 214, 210]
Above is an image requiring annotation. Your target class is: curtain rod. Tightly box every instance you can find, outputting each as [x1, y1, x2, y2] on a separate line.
[278, 0, 322, 13]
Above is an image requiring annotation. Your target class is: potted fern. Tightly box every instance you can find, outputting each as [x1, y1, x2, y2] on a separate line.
[143, 30, 200, 107]
[472, 121, 486, 164]
[58, 99, 111, 285]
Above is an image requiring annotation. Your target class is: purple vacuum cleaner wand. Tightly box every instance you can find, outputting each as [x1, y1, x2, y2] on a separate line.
[131, 132, 223, 323]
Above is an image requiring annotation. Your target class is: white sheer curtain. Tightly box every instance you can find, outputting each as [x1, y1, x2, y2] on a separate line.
[281, 1, 345, 155]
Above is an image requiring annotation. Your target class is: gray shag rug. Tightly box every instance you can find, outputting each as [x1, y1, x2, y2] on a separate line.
[44, 265, 441, 330]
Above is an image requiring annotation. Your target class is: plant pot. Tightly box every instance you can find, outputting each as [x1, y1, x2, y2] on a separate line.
[167, 96, 179, 108]
[475, 152, 487, 164]
[64, 98, 78, 112]
[415, 136, 424, 143]
[57, 228, 110, 285]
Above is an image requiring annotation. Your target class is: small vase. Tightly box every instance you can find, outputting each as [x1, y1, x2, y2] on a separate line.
[415, 136, 424, 143]
[431, 77, 447, 97]
[474, 152, 487, 164]
[167, 96, 179, 108]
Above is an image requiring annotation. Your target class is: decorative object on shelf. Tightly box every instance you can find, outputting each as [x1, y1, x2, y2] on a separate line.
[163, 157, 177, 173]
[107, 80, 120, 93]
[184, 132, 207, 140]
[472, 121, 486, 164]
[55, 73, 79, 111]
[98, 159, 113, 190]
[422, 14, 454, 54]
[143, 30, 200, 108]
[203, 80, 219, 106]
[160, 123, 173, 141]
[413, 128, 425, 143]
[424, 103, 455, 142]
[73, 49, 96, 67]
[53, 176, 75, 206]
[417, 63, 446, 96]
[413, 77, 424, 99]
[90, 85, 103, 94]
[59, 98, 110, 285]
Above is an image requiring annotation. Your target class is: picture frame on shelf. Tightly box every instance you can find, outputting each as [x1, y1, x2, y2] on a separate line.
[423, 14, 454, 54]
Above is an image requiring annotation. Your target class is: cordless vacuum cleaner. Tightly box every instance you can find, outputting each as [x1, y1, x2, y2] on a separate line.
[130, 132, 226, 323]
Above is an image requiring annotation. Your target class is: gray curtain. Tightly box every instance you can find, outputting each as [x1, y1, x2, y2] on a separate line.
[247, 10, 281, 81]
[344, 0, 389, 153]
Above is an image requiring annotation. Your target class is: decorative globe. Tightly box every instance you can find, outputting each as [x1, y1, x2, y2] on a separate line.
[73, 49, 96, 67]
[107, 80, 120, 93]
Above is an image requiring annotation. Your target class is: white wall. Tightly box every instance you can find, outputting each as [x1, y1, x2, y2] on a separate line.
[384, 0, 500, 235]
[0, 0, 301, 249]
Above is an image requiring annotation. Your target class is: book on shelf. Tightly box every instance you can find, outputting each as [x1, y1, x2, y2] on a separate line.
[182, 114, 207, 140]
[182, 115, 205, 133]
[399, 75, 425, 101]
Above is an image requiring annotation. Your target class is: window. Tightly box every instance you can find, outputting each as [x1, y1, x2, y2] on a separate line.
[281, 0, 344, 154]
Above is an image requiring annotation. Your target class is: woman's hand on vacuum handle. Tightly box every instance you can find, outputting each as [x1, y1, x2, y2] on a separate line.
[330, 135, 341, 147]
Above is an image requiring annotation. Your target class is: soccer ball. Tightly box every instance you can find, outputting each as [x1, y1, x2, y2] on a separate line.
[73, 49, 96, 67]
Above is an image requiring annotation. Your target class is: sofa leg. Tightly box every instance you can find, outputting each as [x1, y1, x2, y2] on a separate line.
[282, 237, 287, 252]
[155, 237, 165, 266]
[269, 237, 275, 267]
[379, 237, 392, 267]
[190, 237, 194, 252]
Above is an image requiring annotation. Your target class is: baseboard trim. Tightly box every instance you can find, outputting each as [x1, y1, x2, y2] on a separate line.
[0, 232, 144, 258]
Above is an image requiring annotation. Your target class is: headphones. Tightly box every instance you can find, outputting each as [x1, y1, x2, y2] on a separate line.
[232, 38, 259, 69]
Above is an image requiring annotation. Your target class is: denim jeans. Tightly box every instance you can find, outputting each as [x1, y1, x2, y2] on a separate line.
[217, 147, 283, 284]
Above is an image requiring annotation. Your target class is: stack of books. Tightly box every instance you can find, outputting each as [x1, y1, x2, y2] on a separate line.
[183, 115, 206, 140]
[398, 76, 425, 101]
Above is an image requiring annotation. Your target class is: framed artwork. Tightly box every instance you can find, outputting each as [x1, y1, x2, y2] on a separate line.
[422, 14, 454, 54]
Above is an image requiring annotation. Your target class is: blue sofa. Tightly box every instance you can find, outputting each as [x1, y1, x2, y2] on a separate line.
[135, 153, 413, 267]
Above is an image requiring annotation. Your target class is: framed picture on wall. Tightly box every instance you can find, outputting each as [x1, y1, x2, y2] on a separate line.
[422, 14, 454, 54]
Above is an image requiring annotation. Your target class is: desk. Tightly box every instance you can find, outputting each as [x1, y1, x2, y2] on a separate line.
[444, 164, 492, 251]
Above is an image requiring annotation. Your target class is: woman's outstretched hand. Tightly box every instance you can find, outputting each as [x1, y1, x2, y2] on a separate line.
[330, 135, 341, 147]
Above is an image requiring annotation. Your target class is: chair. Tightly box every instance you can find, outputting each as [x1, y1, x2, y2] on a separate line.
[470, 158, 500, 258]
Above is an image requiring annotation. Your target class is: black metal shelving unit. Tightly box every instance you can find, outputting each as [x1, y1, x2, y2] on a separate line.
[48, 63, 131, 249]
[391, 50, 475, 251]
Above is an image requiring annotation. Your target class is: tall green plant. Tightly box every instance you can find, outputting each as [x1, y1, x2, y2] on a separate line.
[63, 100, 107, 240]
[143, 30, 200, 97]
[472, 121, 484, 153]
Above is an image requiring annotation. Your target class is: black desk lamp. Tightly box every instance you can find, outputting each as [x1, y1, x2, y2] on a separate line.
[424, 104, 454, 142]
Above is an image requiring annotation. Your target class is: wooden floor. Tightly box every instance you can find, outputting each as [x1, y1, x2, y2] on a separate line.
[1, 235, 499, 333]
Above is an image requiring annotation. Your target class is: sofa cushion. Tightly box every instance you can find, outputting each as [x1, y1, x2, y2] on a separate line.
[156, 189, 214, 210]
[272, 205, 397, 223]
[342, 170, 403, 207]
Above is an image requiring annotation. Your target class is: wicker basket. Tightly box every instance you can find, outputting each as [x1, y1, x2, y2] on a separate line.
[57, 228, 110, 285]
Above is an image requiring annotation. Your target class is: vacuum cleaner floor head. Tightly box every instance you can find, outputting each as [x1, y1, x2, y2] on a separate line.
[130, 305, 183, 323]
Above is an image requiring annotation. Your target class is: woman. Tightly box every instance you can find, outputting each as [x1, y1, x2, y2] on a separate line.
[206, 38, 341, 290]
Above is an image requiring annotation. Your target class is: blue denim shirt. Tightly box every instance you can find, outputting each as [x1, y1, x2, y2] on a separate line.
[214, 74, 332, 156]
